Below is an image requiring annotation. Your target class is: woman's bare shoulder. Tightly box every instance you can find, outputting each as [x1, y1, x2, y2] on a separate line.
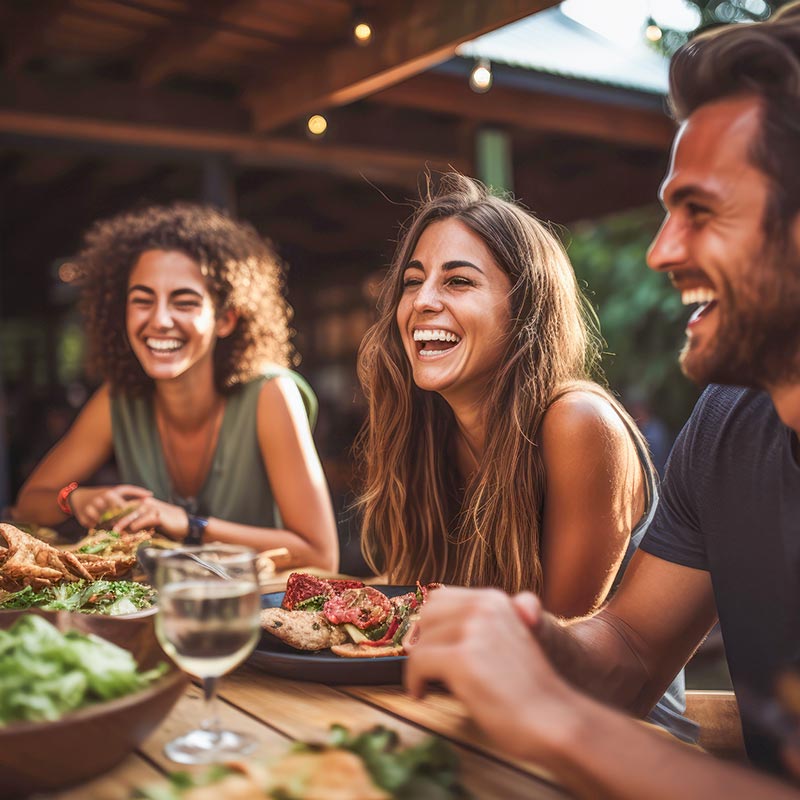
[540, 389, 630, 455]
[257, 373, 303, 409]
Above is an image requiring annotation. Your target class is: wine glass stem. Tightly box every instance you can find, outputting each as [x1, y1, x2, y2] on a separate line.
[200, 676, 221, 741]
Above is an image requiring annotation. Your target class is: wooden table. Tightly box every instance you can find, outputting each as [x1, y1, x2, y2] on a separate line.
[50, 662, 569, 799]
[47, 570, 569, 798]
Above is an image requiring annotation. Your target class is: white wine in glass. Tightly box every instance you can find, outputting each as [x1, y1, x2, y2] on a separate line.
[153, 544, 261, 764]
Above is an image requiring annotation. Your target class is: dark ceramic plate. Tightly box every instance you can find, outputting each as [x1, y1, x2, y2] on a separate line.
[249, 585, 413, 685]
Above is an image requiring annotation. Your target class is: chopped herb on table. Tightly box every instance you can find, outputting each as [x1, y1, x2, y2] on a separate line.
[134, 725, 470, 799]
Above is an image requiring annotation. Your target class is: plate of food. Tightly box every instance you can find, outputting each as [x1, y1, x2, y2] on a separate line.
[0, 523, 158, 617]
[251, 573, 439, 684]
[135, 723, 468, 800]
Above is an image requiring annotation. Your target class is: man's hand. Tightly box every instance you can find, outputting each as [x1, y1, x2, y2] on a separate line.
[404, 587, 583, 762]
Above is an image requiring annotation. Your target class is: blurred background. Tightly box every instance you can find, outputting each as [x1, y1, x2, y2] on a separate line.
[0, 0, 790, 585]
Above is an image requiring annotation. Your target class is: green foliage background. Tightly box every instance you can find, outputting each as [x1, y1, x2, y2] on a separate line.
[573, 0, 794, 435]
[565, 207, 701, 435]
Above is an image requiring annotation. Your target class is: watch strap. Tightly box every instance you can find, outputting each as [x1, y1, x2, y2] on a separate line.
[185, 515, 209, 545]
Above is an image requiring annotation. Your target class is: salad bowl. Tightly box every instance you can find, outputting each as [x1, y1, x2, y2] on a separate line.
[0, 610, 186, 798]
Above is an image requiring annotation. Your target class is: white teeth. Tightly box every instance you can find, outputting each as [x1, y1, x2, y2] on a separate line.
[146, 338, 184, 351]
[680, 288, 717, 306]
[412, 329, 461, 343]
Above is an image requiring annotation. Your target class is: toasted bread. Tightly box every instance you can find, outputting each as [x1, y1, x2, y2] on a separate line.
[261, 608, 348, 650]
[330, 642, 404, 658]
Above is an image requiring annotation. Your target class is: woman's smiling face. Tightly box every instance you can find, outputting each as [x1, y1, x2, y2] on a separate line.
[395, 218, 513, 406]
[125, 249, 222, 384]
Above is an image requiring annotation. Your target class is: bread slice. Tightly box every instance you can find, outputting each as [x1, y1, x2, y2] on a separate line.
[330, 642, 404, 658]
[261, 608, 348, 650]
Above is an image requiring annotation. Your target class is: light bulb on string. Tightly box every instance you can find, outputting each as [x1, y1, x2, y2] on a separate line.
[469, 59, 492, 93]
[645, 23, 663, 42]
[353, 20, 373, 45]
[307, 114, 328, 137]
[352, 5, 373, 46]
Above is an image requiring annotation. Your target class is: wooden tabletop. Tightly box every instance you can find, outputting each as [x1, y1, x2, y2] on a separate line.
[50, 661, 569, 800]
[45, 568, 569, 798]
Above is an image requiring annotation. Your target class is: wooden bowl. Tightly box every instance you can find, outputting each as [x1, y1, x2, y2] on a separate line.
[0, 609, 187, 798]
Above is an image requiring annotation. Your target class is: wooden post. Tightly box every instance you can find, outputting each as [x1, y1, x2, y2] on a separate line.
[202, 155, 236, 213]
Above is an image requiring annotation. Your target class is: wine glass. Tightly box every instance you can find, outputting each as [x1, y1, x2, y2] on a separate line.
[152, 543, 261, 764]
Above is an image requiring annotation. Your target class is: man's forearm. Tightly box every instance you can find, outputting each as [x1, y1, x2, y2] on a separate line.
[541, 609, 658, 716]
[539, 692, 797, 800]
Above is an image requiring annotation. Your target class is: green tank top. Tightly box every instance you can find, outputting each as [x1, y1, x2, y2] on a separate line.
[110, 368, 318, 528]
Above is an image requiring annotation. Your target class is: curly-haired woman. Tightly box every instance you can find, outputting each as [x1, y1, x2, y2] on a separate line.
[16, 203, 338, 569]
[357, 173, 694, 739]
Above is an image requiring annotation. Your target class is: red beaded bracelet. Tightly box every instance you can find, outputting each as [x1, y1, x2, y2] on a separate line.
[57, 482, 79, 515]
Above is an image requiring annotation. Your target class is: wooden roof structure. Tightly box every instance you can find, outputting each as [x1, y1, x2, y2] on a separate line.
[0, 0, 675, 319]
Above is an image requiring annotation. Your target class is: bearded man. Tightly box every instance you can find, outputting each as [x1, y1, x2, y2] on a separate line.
[405, 4, 800, 797]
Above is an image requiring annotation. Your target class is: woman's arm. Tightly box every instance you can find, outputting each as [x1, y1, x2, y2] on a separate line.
[14, 386, 151, 526]
[539, 391, 645, 618]
[197, 377, 338, 570]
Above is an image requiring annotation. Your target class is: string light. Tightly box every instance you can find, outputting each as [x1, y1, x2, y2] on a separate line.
[352, 5, 373, 46]
[307, 114, 328, 136]
[353, 20, 373, 45]
[645, 23, 663, 42]
[58, 262, 80, 283]
[469, 59, 493, 93]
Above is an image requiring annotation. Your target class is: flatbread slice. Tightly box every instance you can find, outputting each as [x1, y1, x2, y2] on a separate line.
[261, 608, 348, 650]
[330, 643, 404, 659]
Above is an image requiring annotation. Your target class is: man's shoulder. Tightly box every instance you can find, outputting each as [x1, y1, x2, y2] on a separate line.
[695, 383, 768, 412]
[667, 385, 778, 478]
[688, 384, 775, 435]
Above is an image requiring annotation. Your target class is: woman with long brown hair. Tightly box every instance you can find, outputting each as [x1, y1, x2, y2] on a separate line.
[358, 172, 652, 614]
[357, 173, 695, 740]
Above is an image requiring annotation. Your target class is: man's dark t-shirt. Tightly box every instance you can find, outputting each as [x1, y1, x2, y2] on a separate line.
[641, 385, 800, 774]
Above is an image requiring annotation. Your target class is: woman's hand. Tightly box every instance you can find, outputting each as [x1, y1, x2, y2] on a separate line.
[111, 497, 189, 540]
[69, 484, 153, 529]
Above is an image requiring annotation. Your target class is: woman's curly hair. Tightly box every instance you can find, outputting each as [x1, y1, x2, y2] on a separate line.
[78, 203, 295, 395]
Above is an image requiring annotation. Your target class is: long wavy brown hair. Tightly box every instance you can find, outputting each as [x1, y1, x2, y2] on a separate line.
[356, 173, 649, 593]
[78, 203, 294, 395]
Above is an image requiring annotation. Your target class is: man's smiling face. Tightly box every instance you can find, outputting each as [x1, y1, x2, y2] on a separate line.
[648, 94, 800, 389]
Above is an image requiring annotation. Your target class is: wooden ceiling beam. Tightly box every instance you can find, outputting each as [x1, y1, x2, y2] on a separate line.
[373, 73, 676, 150]
[0, 73, 250, 131]
[136, 0, 266, 88]
[2, 0, 73, 73]
[244, 0, 559, 132]
[0, 109, 464, 187]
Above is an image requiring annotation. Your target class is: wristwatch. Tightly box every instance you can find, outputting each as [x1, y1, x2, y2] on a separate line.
[185, 515, 209, 546]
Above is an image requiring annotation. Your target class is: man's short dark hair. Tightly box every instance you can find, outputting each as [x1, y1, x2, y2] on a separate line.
[669, 2, 800, 244]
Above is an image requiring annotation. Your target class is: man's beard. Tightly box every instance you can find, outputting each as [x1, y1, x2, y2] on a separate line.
[680, 245, 800, 388]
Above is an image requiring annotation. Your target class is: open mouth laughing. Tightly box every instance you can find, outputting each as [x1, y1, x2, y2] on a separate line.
[144, 337, 185, 354]
[412, 328, 462, 357]
[670, 270, 719, 331]
[680, 287, 718, 328]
